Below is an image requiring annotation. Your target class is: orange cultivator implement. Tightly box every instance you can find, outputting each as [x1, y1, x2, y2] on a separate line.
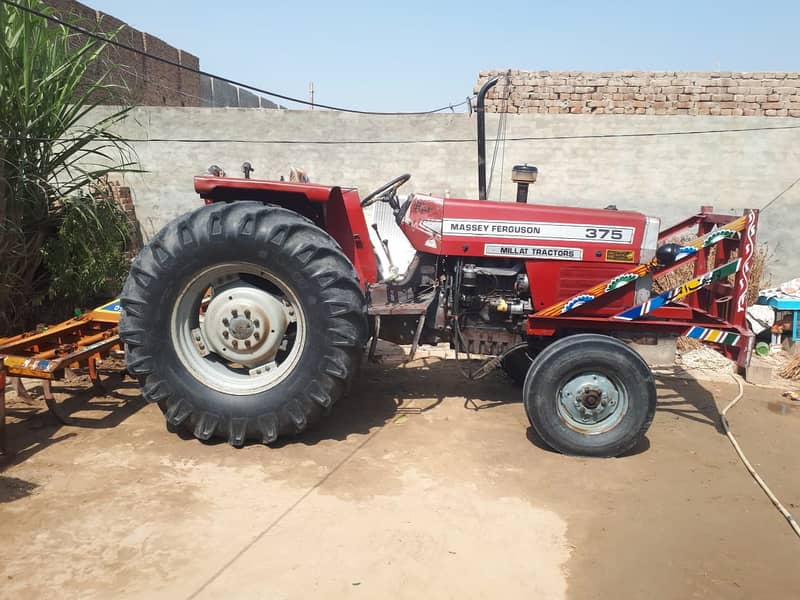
[0, 300, 121, 452]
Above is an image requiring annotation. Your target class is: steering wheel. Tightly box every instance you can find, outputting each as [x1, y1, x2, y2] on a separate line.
[360, 173, 411, 208]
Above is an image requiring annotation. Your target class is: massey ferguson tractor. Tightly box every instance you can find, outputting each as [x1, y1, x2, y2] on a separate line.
[119, 82, 758, 457]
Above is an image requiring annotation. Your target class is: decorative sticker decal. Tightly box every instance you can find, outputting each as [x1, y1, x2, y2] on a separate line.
[483, 244, 583, 260]
[703, 229, 736, 247]
[614, 259, 740, 321]
[605, 273, 639, 292]
[97, 299, 122, 313]
[442, 219, 635, 244]
[533, 213, 749, 318]
[605, 249, 635, 263]
[562, 294, 596, 313]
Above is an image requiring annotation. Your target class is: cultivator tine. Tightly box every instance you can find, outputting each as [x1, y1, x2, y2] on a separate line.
[42, 381, 75, 425]
[88, 354, 106, 394]
[11, 377, 33, 402]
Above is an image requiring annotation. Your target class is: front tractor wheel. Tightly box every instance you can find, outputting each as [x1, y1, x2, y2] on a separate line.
[523, 334, 656, 457]
[120, 202, 367, 446]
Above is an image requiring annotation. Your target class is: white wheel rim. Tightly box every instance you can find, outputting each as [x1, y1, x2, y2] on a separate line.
[170, 262, 307, 396]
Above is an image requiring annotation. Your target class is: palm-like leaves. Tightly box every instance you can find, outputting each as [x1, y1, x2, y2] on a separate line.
[0, 0, 138, 332]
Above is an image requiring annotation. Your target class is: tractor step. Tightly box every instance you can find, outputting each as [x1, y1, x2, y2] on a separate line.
[368, 301, 430, 316]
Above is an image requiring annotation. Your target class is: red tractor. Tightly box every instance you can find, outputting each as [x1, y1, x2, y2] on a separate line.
[120, 82, 758, 457]
[119, 162, 757, 457]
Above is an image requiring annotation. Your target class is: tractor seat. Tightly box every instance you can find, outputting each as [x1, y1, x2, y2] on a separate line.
[368, 196, 418, 281]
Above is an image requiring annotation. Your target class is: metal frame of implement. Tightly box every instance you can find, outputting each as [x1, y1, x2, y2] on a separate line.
[0, 300, 122, 452]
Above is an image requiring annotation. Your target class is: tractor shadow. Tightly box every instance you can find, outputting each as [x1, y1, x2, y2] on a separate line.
[273, 351, 525, 449]
[298, 353, 653, 457]
[287, 351, 721, 456]
[1, 368, 145, 470]
[653, 372, 725, 434]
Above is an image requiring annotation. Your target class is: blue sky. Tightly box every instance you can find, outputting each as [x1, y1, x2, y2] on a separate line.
[87, 0, 800, 112]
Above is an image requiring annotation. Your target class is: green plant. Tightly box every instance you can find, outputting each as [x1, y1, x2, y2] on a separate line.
[0, 0, 138, 333]
[42, 189, 129, 310]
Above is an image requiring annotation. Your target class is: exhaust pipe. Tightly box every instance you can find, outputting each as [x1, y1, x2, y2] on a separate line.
[476, 76, 499, 200]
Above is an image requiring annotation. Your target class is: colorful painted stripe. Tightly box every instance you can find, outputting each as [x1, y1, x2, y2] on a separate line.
[613, 258, 740, 321]
[685, 326, 741, 346]
[735, 211, 758, 315]
[533, 214, 747, 318]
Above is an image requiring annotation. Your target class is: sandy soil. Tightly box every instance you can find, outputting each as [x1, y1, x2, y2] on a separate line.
[1, 354, 799, 599]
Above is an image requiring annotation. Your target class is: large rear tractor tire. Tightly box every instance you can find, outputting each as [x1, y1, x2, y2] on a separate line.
[523, 334, 656, 457]
[120, 202, 368, 446]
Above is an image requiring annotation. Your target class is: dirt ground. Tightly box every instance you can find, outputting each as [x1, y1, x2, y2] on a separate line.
[1, 351, 799, 600]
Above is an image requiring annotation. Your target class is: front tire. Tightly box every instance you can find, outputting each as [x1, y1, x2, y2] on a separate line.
[523, 334, 656, 457]
[120, 202, 368, 446]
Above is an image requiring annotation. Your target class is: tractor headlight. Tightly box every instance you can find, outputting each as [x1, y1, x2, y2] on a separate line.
[640, 216, 661, 263]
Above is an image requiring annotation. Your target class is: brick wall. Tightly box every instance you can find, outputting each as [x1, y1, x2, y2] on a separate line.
[44, 0, 201, 106]
[476, 70, 800, 116]
[108, 182, 142, 253]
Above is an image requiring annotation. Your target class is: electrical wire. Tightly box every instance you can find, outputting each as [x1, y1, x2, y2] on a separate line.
[497, 103, 509, 201]
[5, 122, 800, 146]
[722, 374, 800, 539]
[113, 64, 211, 106]
[1, 0, 468, 116]
[761, 173, 800, 212]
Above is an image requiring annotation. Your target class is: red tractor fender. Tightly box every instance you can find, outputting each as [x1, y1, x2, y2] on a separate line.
[194, 175, 379, 286]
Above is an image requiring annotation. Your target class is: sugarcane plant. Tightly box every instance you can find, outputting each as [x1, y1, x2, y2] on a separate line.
[0, 0, 138, 333]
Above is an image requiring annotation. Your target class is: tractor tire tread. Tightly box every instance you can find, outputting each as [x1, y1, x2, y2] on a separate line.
[120, 202, 367, 446]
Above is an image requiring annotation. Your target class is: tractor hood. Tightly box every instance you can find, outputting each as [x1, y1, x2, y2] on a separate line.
[400, 194, 660, 265]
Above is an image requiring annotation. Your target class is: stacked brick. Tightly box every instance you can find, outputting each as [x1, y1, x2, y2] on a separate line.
[45, 0, 201, 107]
[109, 183, 142, 253]
[476, 70, 800, 116]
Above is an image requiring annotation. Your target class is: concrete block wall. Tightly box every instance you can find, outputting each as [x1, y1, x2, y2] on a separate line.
[199, 76, 280, 109]
[477, 70, 800, 117]
[86, 106, 800, 282]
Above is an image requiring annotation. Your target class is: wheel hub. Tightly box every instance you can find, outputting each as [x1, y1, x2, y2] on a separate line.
[558, 372, 623, 433]
[201, 282, 290, 367]
[576, 385, 602, 409]
[229, 316, 255, 340]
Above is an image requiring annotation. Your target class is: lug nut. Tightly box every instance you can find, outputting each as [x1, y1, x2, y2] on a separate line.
[254, 332, 260, 340]
[253, 319, 260, 328]
[232, 309, 238, 317]
[223, 331, 229, 339]
[245, 340, 251, 348]
[244, 309, 251, 318]
[288, 309, 295, 316]
[232, 340, 238, 348]
[222, 318, 229, 326]
[194, 334, 201, 341]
